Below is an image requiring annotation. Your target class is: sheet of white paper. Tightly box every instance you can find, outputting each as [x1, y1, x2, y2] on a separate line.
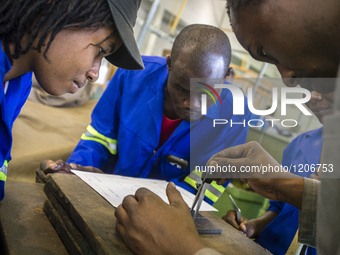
[72, 170, 217, 211]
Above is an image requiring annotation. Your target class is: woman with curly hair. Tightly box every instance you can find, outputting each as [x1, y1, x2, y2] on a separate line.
[0, 0, 143, 200]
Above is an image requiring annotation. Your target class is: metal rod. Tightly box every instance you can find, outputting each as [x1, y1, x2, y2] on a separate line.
[170, 0, 187, 32]
[148, 26, 175, 43]
[137, 0, 161, 48]
[253, 62, 269, 100]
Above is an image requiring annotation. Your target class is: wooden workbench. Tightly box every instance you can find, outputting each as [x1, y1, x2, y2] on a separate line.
[44, 174, 271, 255]
[0, 181, 68, 255]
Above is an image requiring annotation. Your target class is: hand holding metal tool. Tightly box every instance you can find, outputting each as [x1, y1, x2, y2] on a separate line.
[190, 174, 212, 221]
[229, 194, 241, 225]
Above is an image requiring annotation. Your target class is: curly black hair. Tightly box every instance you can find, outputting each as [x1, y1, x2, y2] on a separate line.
[0, 0, 115, 63]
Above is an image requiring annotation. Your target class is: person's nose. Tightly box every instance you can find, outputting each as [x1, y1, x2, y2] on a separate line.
[310, 90, 322, 103]
[86, 59, 101, 82]
[276, 63, 298, 87]
[184, 96, 201, 110]
[306, 90, 322, 109]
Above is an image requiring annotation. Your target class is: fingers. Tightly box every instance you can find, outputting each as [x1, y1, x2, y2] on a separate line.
[206, 141, 284, 181]
[222, 210, 242, 230]
[206, 143, 258, 180]
[55, 159, 66, 165]
[39, 159, 73, 175]
[216, 178, 231, 185]
[239, 223, 247, 233]
[40, 159, 58, 171]
[121, 195, 138, 214]
[209, 142, 258, 160]
[69, 163, 79, 170]
[166, 182, 187, 209]
[36, 167, 48, 183]
[115, 218, 126, 241]
[37, 159, 64, 183]
[206, 157, 245, 179]
[115, 204, 128, 223]
[310, 173, 320, 180]
[134, 187, 156, 202]
[133, 184, 187, 211]
[222, 210, 250, 237]
[209, 145, 243, 160]
[72, 164, 104, 173]
[86, 167, 104, 173]
[115, 196, 138, 235]
[115, 204, 128, 241]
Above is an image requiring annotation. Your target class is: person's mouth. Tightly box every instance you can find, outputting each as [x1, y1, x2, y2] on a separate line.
[312, 107, 333, 117]
[298, 78, 311, 90]
[299, 78, 335, 94]
[72, 80, 86, 93]
[183, 110, 201, 119]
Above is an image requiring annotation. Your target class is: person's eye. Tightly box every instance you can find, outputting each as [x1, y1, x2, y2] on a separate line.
[259, 47, 267, 57]
[97, 46, 106, 56]
[177, 87, 187, 94]
[257, 47, 277, 64]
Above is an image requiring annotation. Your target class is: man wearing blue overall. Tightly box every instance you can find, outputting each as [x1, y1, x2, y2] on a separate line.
[39, 24, 251, 204]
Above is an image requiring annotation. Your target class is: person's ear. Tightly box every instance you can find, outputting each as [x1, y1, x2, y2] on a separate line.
[225, 67, 233, 79]
[166, 55, 171, 72]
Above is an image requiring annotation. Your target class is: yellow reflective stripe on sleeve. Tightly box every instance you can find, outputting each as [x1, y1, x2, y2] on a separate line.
[206, 181, 223, 197]
[194, 170, 202, 178]
[184, 174, 225, 202]
[184, 175, 197, 189]
[205, 189, 219, 203]
[81, 134, 117, 155]
[0, 161, 8, 182]
[86, 125, 117, 145]
[210, 181, 225, 193]
[184, 175, 221, 202]
[0, 172, 6, 182]
[81, 125, 117, 155]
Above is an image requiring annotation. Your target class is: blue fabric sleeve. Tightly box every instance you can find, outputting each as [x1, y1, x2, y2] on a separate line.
[0, 180, 4, 201]
[67, 69, 125, 169]
[11, 74, 32, 124]
[281, 141, 297, 169]
[268, 200, 285, 213]
[266, 137, 297, 213]
[172, 178, 232, 205]
[221, 91, 252, 147]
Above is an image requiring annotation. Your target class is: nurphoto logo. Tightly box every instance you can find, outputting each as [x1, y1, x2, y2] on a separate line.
[199, 83, 312, 128]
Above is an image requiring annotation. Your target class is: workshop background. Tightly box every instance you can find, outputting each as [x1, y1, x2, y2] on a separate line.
[9, 0, 321, 220]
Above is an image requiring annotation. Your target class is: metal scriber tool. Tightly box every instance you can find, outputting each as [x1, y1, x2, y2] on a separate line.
[190, 173, 212, 221]
[229, 194, 241, 224]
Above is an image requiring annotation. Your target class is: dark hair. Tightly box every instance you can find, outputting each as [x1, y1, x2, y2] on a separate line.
[0, 0, 114, 63]
[171, 24, 232, 74]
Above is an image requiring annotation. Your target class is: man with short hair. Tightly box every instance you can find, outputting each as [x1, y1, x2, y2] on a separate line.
[39, 24, 250, 204]
[224, 89, 334, 255]
[114, 1, 340, 254]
